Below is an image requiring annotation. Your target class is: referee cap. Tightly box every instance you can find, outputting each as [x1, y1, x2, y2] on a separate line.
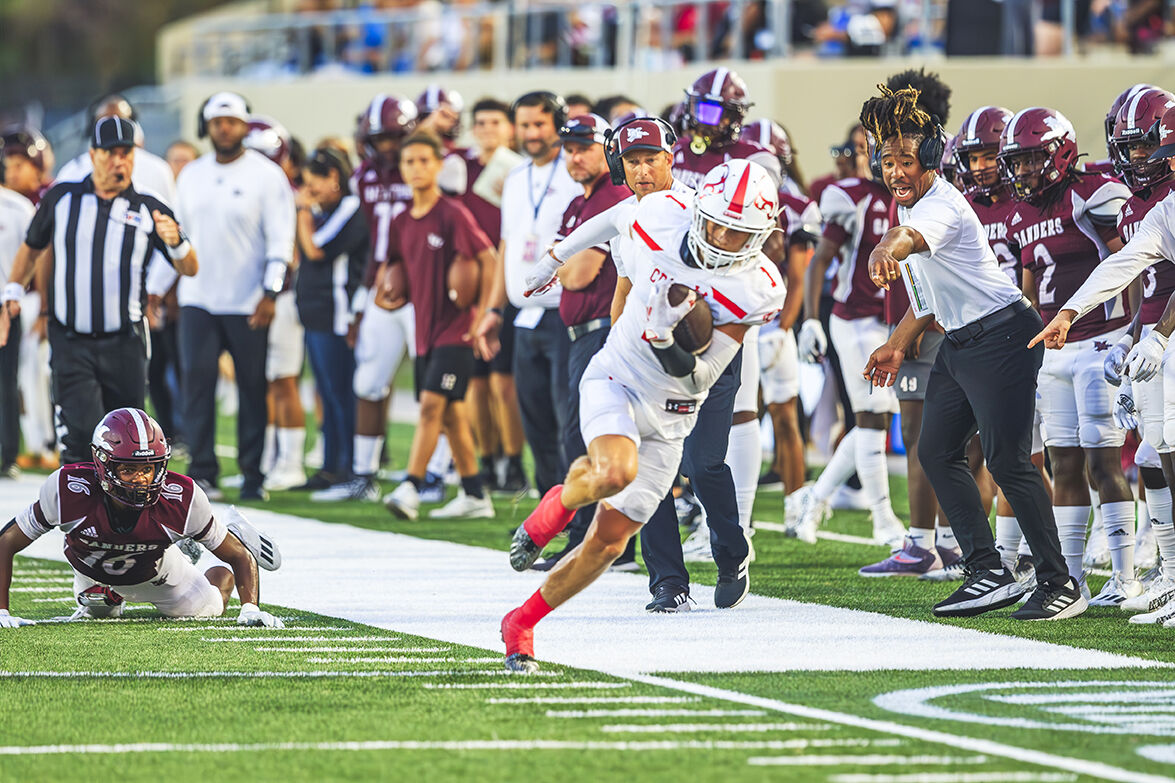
[91, 116, 138, 150]
[203, 92, 250, 124]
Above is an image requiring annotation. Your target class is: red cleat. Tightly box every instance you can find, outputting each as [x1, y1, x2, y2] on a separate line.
[500, 608, 540, 674]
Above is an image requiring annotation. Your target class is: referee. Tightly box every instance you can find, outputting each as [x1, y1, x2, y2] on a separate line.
[1, 116, 197, 464]
[858, 86, 1079, 622]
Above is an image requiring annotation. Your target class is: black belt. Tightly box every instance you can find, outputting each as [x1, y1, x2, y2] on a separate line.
[945, 299, 1031, 348]
[50, 320, 140, 340]
[567, 316, 610, 342]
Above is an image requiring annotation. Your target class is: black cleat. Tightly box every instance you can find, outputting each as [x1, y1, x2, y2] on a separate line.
[509, 525, 542, 572]
[933, 566, 1026, 617]
[504, 653, 540, 673]
[645, 584, 693, 613]
[1011, 579, 1088, 621]
[714, 567, 749, 609]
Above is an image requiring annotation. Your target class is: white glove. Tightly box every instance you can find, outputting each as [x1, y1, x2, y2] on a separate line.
[1102, 333, 1133, 385]
[797, 319, 828, 363]
[1126, 330, 1169, 383]
[237, 603, 284, 628]
[523, 249, 563, 298]
[1113, 380, 1139, 431]
[0, 608, 36, 628]
[643, 279, 695, 346]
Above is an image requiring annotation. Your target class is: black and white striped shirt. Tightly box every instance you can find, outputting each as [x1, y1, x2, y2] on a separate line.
[24, 176, 183, 335]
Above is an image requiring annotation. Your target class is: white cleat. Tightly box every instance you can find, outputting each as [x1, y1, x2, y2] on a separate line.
[1088, 572, 1142, 607]
[428, 492, 494, 520]
[871, 509, 907, 549]
[681, 522, 713, 563]
[788, 486, 829, 545]
[1122, 574, 1175, 613]
[384, 481, 420, 520]
[263, 464, 307, 492]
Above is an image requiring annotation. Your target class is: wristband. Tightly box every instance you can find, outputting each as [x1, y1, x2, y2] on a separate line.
[262, 259, 288, 296]
[167, 239, 192, 261]
[2, 283, 24, 303]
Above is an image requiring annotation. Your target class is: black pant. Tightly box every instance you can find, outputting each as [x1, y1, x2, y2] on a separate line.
[642, 348, 745, 594]
[48, 321, 147, 464]
[919, 306, 1067, 587]
[563, 324, 617, 548]
[0, 316, 21, 466]
[178, 307, 269, 486]
[148, 321, 181, 441]
[513, 309, 570, 495]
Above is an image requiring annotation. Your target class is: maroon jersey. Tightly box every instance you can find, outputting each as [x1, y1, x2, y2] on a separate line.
[1007, 173, 1132, 341]
[459, 149, 503, 248]
[671, 137, 779, 191]
[555, 175, 632, 327]
[967, 190, 1020, 288]
[819, 177, 891, 320]
[1118, 179, 1175, 324]
[1083, 159, 1117, 176]
[778, 191, 821, 251]
[808, 173, 838, 206]
[393, 195, 493, 355]
[352, 159, 414, 284]
[14, 465, 224, 586]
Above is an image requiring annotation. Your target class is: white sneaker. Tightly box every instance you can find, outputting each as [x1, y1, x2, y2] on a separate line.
[1083, 516, 1110, 568]
[263, 463, 306, 492]
[428, 491, 493, 519]
[221, 474, 245, 489]
[1088, 572, 1142, 607]
[1129, 595, 1175, 624]
[1121, 573, 1175, 612]
[681, 523, 713, 562]
[789, 486, 829, 545]
[871, 509, 906, 549]
[311, 476, 379, 503]
[1135, 524, 1159, 571]
[830, 484, 867, 510]
[783, 489, 803, 530]
[384, 481, 420, 520]
[1078, 573, 1091, 602]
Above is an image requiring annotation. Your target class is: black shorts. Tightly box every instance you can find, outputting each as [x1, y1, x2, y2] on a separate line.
[473, 304, 518, 377]
[415, 346, 475, 401]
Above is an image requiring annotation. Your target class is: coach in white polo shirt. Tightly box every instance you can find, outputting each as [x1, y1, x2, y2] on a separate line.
[176, 92, 295, 502]
[858, 86, 1076, 622]
[493, 91, 581, 494]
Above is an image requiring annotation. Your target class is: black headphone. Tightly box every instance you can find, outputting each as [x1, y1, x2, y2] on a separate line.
[869, 117, 947, 178]
[603, 116, 678, 187]
[511, 91, 567, 129]
[196, 92, 253, 139]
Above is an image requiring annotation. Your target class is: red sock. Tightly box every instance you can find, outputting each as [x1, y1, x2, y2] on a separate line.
[523, 484, 575, 547]
[513, 589, 554, 630]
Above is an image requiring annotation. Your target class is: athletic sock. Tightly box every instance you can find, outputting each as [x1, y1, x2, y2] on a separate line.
[813, 428, 859, 501]
[428, 434, 452, 478]
[1090, 488, 1103, 533]
[515, 589, 554, 629]
[995, 515, 1022, 564]
[1017, 536, 1033, 557]
[480, 455, 495, 478]
[261, 425, 276, 475]
[523, 485, 576, 547]
[1101, 500, 1136, 578]
[855, 427, 891, 514]
[406, 474, 424, 491]
[1055, 505, 1092, 583]
[275, 427, 305, 471]
[460, 475, 485, 499]
[353, 435, 383, 478]
[725, 419, 760, 531]
[1143, 482, 1172, 576]
[907, 527, 933, 550]
[935, 524, 959, 552]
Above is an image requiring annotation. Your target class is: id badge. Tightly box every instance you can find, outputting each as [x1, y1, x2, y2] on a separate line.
[522, 233, 539, 265]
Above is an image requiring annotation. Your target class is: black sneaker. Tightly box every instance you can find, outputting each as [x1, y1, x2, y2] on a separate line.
[1011, 579, 1089, 621]
[194, 478, 224, 502]
[645, 584, 693, 613]
[932, 566, 1027, 617]
[509, 525, 542, 572]
[757, 470, 783, 491]
[240, 483, 269, 502]
[715, 566, 750, 609]
[494, 462, 530, 498]
[0, 462, 20, 480]
[294, 471, 338, 492]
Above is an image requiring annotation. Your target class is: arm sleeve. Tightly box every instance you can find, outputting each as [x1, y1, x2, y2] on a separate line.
[264, 169, 297, 264]
[552, 203, 631, 262]
[1063, 209, 1174, 319]
[23, 187, 63, 250]
[14, 471, 62, 540]
[679, 329, 743, 395]
[183, 484, 228, 551]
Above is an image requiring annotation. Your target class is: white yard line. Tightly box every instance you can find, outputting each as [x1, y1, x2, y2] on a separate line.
[30, 598, 74, 603]
[254, 647, 444, 653]
[161, 626, 349, 632]
[0, 670, 557, 679]
[828, 774, 1077, 783]
[422, 682, 629, 690]
[745, 754, 989, 766]
[200, 637, 401, 643]
[598, 722, 833, 733]
[486, 696, 696, 705]
[546, 709, 765, 718]
[306, 657, 502, 664]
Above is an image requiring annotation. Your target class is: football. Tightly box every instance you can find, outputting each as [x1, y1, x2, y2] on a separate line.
[448, 255, 480, 310]
[669, 283, 712, 355]
[376, 261, 409, 310]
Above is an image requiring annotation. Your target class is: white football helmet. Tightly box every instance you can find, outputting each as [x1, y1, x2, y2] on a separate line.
[688, 159, 781, 273]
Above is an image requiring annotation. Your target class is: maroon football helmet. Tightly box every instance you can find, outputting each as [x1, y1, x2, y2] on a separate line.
[355, 94, 419, 165]
[1, 125, 50, 172]
[91, 408, 171, 508]
[1106, 83, 1158, 152]
[666, 100, 688, 137]
[744, 119, 793, 166]
[997, 107, 1079, 202]
[1110, 87, 1175, 191]
[940, 133, 960, 189]
[954, 106, 1013, 195]
[683, 67, 753, 148]
[243, 115, 292, 167]
[416, 86, 464, 139]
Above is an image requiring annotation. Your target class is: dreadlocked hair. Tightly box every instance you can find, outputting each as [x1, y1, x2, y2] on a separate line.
[859, 84, 937, 152]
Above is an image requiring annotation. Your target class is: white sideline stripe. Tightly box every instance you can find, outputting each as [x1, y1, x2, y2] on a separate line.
[306, 657, 503, 664]
[11, 586, 81, 593]
[625, 674, 1175, 783]
[163, 626, 346, 632]
[423, 682, 628, 690]
[201, 637, 400, 643]
[598, 722, 834, 733]
[486, 697, 698, 705]
[827, 771, 1076, 775]
[546, 709, 765, 718]
[30, 597, 74, 603]
[0, 739, 926, 756]
[746, 754, 988, 766]
[255, 647, 445, 653]
[12, 578, 75, 584]
[0, 670, 555, 679]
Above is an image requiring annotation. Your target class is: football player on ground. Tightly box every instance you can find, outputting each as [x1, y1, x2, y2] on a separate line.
[0, 408, 282, 628]
[999, 107, 1138, 605]
[501, 160, 786, 671]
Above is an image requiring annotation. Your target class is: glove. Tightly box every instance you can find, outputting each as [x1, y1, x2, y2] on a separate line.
[1102, 333, 1133, 385]
[1126, 330, 1168, 383]
[797, 319, 828, 363]
[1113, 380, 1139, 431]
[0, 609, 36, 628]
[237, 603, 285, 628]
[523, 249, 563, 298]
[643, 279, 695, 347]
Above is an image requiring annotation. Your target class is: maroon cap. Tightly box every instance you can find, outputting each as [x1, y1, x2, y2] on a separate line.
[615, 119, 674, 155]
[559, 113, 609, 146]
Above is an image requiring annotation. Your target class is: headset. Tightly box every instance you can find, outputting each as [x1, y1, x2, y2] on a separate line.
[196, 92, 253, 139]
[603, 116, 678, 187]
[869, 116, 946, 179]
[510, 91, 568, 129]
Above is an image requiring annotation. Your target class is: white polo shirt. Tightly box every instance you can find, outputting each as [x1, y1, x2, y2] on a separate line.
[897, 177, 1022, 332]
[0, 187, 34, 281]
[499, 150, 581, 314]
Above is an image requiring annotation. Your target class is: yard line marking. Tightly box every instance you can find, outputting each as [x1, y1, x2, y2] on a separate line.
[424, 682, 629, 690]
[746, 754, 989, 766]
[253, 647, 443, 653]
[486, 696, 698, 705]
[11, 577, 76, 584]
[828, 774, 1077, 783]
[162, 626, 344, 632]
[0, 670, 558, 679]
[988, 690, 1175, 705]
[30, 597, 75, 603]
[625, 674, 1175, 783]
[11, 586, 84, 593]
[546, 709, 766, 718]
[306, 657, 502, 664]
[200, 637, 400, 643]
[599, 722, 834, 733]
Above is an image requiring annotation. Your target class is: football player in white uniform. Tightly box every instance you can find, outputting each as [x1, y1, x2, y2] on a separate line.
[500, 160, 786, 671]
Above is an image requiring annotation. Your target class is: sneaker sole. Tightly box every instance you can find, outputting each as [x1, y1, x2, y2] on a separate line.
[1015, 595, 1089, 621]
[859, 569, 932, 578]
[932, 587, 1026, 618]
[384, 501, 418, 521]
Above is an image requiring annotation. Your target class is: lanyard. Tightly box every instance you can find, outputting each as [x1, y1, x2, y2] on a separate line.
[526, 150, 562, 222]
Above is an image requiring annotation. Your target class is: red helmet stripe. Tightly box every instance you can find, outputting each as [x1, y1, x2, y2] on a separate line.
[727, 164, 751, 216]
